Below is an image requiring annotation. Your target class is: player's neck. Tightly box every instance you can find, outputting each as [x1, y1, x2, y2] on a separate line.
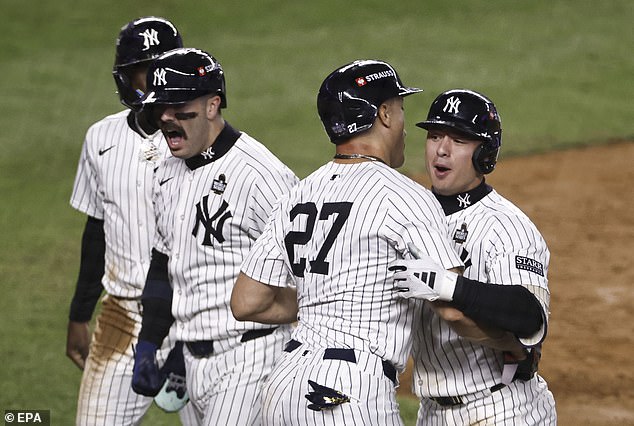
[334, 137, 388, 165]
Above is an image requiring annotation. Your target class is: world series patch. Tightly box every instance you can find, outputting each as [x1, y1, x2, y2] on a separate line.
[212, 174, 227, 194]
[515, 255, 544, 276]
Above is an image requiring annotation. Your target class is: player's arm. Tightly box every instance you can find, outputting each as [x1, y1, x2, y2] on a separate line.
[430, 297, 526, 358]
[390, 247, 543, 340]
[132, 248, 174, 397]
[66, 216, 105, 370]
[231, 272, 298, 324]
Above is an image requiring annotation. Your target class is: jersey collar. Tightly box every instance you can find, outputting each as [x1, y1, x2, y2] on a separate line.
[433, 179, 492, 216]
[185, 122, 241, 170]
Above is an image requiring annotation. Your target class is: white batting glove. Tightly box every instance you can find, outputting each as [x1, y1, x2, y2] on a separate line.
[388, 244, 458, 301]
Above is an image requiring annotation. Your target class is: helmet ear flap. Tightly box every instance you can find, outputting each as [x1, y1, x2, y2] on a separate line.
[472, 141, 499, 174]
[114, 68, 143, 111]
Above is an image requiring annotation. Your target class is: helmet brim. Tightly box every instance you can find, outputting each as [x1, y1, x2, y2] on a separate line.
[398, 87, 424, 97]
[416, 119, 489, 141]
[141, 88, 208, 106]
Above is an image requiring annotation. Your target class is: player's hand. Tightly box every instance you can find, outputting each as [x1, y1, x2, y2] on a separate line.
[132, 340, 164, 397]
[388, 244, 458, 301]
[66, 321, 91, 370]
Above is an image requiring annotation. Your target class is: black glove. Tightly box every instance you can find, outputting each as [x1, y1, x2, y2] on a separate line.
[305, 380, 350, 411]
[132, 340, 165, 396]
[159, 341, 187, 399]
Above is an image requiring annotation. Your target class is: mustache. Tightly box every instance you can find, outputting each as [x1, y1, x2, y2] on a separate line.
[160, 122, 187, 139]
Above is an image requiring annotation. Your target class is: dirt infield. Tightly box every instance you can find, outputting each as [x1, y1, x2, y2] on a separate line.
[399, 141, 634, 425]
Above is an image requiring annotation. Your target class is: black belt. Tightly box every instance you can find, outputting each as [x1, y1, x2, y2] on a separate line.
[428, 383, 507, 407]
[185, 327, 278, 358]
[284, 339, 397, 385]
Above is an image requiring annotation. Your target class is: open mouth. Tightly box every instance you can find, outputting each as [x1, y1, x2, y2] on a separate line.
[162, 125, 186, 148]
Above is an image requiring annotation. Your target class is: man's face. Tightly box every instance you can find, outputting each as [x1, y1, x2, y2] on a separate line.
[424, 127, 483, 195]
[154, 97, 211, 159]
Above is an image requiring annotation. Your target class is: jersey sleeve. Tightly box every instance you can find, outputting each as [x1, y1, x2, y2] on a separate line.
[70, 128, 104, 219]
[151, 164, 170, 255]
[241, 198, 293, 288]
[486, 214, 551, 346]
[244, 165, 298, 239]
[385, 189, 463, 269]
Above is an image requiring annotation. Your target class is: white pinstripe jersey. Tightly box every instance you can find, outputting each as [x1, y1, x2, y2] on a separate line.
[412, 182, 551, 398]
[70, 110, 168, 298]
[241, 161, 463, 370]
[152, 123, 298, 342]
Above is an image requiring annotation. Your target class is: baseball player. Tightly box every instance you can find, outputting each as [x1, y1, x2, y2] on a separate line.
[230, 60, 464, 425]
[67, 17, 196, 425]
[131, 48, 298, 425]
[390, 89, 556, 424]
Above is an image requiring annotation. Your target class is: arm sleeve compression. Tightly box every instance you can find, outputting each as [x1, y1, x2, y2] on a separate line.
[138, 249, 174, 346]
[452, 276, 545, 338]
[68, 216, 105, 322]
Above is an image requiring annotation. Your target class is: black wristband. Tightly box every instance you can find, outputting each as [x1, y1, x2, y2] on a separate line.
[69, 216, 105, 322]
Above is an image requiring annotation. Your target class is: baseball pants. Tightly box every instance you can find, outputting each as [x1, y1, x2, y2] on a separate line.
[76, 294, 197, 425]
[260, 341, 403, 426]
[183, 326, 291, 426]
[416, 374, 556, 425]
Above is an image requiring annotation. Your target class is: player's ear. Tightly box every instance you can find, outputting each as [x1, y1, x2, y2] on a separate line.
[377, 102, 391, 127]
[205, 95, 222, 119]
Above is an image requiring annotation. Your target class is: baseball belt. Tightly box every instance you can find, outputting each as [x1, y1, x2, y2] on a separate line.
[283, 339, 397, 385]
[428, 383, 508, 407]
[185, 327, 278, 358]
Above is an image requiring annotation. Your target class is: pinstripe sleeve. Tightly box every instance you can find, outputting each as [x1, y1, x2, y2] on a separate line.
[70, 127, 104, 219]
[487, 214, 551, 345]
[241, 198, 293, 288]
[384, 187, 462, 269]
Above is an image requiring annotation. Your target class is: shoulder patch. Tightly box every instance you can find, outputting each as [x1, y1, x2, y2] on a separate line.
[515, 255, 544, 277]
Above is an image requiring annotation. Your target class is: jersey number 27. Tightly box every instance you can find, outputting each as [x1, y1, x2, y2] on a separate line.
[284, 202, 352, 277]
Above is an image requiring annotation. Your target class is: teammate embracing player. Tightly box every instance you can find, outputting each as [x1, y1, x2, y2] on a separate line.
[67, 17, 195, 424]
[231, 59, 463, 425]
[391, 89, 556, 424]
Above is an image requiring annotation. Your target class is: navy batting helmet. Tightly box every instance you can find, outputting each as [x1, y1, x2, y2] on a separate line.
[112, 17, 183, 110]
[317, 59, 422, 144]
[141, 48, 226, 108]
[417, 89, 502, 174]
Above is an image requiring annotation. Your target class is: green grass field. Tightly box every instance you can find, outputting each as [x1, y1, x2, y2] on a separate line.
[1, 1, 632, 424]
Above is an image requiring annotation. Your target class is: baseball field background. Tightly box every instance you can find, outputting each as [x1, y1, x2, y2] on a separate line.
[1, 1, 632, 425]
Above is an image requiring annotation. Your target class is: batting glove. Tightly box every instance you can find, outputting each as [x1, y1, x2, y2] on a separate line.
[388, 243, 458, 302]
[132, 340, 164, 397]
[154, 342, 189, 412]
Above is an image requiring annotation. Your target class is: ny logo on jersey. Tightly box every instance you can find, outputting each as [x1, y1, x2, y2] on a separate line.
[192, 198, 233, 246]
[200, 147, 215, 160]
[153, 68, 167, 86]
[443, 96, 461, 114]
[457, 193, 471, 208]
[139, 28, 160, 51]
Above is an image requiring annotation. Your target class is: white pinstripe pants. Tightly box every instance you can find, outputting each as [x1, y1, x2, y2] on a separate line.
[416, 375, 556, 425]
[183, 327, 291, 426]
[261, 343, 403, 426]
[76, 294, 197, 425]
